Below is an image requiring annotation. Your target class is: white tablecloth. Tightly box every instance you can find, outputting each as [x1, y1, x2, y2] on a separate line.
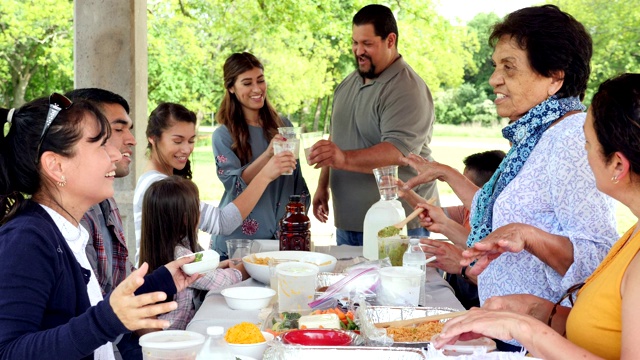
[186, 246, 464, 336]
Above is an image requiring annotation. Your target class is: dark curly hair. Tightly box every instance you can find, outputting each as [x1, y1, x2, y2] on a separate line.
[490, 5, 592, 100]
[591, 73, 640, 175]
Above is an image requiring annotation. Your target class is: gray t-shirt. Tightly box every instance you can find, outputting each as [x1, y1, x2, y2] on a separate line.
[330, 56, 439, 231]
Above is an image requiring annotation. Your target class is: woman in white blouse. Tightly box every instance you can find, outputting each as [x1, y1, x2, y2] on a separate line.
[401, 5, 618, 351]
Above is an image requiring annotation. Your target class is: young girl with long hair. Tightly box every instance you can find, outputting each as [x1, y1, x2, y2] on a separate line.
[139, 175, 245, 329]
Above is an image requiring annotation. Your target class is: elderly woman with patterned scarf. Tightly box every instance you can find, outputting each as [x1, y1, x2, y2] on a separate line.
[401, 5, 619, 351]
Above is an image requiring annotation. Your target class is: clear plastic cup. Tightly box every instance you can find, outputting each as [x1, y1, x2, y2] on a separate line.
[273, 140, 297, 175]
[225, 239, 254, 259]
[300, 132, 324, 165]
[373, 165, 399, 200]
[277, 126, 301, 140]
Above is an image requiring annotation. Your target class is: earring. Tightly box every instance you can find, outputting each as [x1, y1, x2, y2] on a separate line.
[57, 175, 67, 187]
[611, 175, 619, 184]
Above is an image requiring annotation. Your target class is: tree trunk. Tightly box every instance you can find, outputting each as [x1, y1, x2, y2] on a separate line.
[12, 73, 31, 108]
[322, 95, 332, 134]
[312, 97, 322, 132]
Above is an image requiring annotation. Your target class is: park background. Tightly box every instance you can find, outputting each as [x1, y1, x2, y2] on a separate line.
[2, 0, 638, 245]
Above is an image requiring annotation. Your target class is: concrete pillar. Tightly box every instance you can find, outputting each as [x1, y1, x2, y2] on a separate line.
[74, 0, 147, 260]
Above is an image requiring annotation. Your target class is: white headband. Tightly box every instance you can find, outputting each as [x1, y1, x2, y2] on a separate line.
[6, 108, 15, 125]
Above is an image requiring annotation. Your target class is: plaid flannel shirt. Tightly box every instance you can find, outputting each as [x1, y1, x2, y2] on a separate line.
[81, 198, 135, 296]
[159, 242, 243, 330]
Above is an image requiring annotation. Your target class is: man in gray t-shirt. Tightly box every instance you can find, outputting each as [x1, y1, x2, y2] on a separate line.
[308, 4, 439, 246]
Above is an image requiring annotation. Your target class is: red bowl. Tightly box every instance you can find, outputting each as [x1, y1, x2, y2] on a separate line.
[282, 329, 352, 346]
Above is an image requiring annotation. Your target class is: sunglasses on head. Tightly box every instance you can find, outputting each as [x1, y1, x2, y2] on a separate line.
[35, 93, 73, 164]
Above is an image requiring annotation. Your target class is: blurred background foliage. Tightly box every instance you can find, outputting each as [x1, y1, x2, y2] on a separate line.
[0, 0, 638, 130]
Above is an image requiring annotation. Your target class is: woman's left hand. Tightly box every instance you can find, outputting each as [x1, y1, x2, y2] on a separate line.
[111, 263, 177, 331]
[163, 255, 203, 292]
[461, 223, 532, 276]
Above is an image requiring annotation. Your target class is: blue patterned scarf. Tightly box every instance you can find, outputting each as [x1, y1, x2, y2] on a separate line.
[466, 96, 585, 247]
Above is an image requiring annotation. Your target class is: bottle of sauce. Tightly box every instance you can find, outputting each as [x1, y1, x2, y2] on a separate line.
[279, 195, 311, 251]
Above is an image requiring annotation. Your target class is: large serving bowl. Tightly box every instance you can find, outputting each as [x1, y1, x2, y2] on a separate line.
[227, 331, 274, 359]
[221, 286, 276, 310]
[242, 251, 337, 285]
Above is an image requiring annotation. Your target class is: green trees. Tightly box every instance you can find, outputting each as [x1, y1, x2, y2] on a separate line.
[0, 0, 637, 127]
[0, 0, 73, 107]
[552, 0, 640, 103]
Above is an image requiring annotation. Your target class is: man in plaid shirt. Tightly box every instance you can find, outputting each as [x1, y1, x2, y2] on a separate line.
[66, 88, 138, 359]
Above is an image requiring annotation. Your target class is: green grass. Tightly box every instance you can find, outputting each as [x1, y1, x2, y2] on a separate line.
[191, 126, 636, 235]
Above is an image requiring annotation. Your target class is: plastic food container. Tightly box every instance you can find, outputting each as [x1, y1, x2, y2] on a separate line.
[378, 236, 410, 266]
[139, 330, 205, 360]
[282, 329, 353, 346]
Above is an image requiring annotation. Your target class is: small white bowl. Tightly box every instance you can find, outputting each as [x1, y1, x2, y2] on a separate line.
[227, 331, 274, 359]
[180, 250, 220, 276]
[221, 286, 276, 310]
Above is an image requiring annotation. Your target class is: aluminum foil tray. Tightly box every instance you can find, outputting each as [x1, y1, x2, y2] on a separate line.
[263, 345, 427, 360]
[364, 306, 459, 348]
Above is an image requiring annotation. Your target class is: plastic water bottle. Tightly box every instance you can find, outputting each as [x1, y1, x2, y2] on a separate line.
[197, 326, 233, 360]
[403, 238, 427, 306]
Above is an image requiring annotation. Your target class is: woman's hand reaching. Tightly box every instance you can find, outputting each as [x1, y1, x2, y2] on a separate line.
[461, 223, 532, 276]
[400, 154, 449, 189]
[163, 255, 204, 292]
[110, 263, 178, 331]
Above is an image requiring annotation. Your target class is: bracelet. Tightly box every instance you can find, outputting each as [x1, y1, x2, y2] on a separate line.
[547, 302, 561, 327]
[460, 266, 468, 279]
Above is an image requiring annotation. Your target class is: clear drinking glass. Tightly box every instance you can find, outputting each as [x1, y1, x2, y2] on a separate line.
[373, 165, 399, 200]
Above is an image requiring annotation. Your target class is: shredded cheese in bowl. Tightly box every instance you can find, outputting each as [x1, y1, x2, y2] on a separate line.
[225, 322, 266, 344]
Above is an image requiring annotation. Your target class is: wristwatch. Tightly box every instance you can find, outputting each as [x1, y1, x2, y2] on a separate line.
[460, 265, 468, 279]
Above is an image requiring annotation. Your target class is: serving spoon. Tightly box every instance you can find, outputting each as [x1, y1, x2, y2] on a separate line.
[377, 198, 435, 238]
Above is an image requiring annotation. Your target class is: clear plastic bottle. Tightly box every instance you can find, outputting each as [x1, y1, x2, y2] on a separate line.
[403, 238, 427, 306]
[196, 326, 233, 360]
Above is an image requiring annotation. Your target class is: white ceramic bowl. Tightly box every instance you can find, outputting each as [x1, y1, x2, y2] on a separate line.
[227, 331, 274, 359]
[180, 250, 220, 276]
[221, 286, 276, 310]
[242, 251, 337, 285]
[139, 330, 205, 360]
